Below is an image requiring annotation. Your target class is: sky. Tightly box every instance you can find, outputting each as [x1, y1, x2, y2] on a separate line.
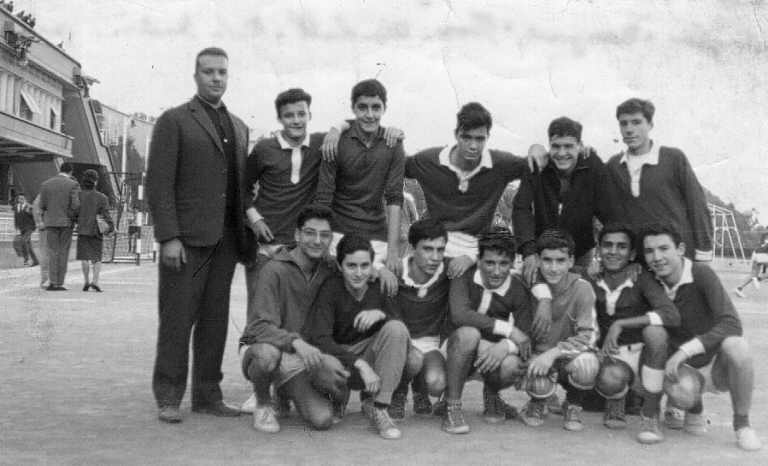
[17, 0, 768, 221]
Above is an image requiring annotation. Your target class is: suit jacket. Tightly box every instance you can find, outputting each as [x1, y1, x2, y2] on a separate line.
[39, 173, 80, 228]
[146, 97, 251, 257]
[77, 189, 114, 237]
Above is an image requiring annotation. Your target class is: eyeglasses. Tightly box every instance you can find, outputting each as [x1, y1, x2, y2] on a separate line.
[301, 228, 333, 241]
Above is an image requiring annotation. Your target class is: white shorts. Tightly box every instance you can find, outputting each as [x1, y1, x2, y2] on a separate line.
[610, 343, 643, 390]
[445, 231, 478, 259]
[695, 355, 728, 394]
[411, 336, 441, 355]
[330, 232, 388, 267]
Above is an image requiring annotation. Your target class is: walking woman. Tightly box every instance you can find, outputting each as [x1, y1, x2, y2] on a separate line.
[76, 169, 114, 291]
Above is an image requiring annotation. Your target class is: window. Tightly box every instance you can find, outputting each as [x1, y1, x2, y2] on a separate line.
[50, 108, 58, 130]
[19, 89, 40, 121]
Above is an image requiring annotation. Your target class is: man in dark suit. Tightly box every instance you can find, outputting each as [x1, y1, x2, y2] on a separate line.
[38, 162, 80, 290]
[146, 47, 251, 424]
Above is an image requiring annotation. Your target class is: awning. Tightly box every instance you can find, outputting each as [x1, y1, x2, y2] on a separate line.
[19, 89, 41, 114]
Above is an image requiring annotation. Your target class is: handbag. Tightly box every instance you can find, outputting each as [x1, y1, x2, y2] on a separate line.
[97, 217, 110, 235]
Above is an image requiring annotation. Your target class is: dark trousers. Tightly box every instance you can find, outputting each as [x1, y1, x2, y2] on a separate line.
[46, 227, 72, 286]
[152, 230, 239, 408]
[20, 230, 37, 264]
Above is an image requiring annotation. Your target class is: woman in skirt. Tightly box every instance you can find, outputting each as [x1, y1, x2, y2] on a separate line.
[76, 169, 114, 291]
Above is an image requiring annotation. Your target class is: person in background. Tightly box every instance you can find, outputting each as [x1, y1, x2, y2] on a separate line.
[75, 169, 114, 292]
[39, 161, 80, 291]
[13, 193, 38, 266]
[32, 193, 49, 288]
[734, 233, 768, 298]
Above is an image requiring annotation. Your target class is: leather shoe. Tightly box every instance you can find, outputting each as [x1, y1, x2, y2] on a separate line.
[158, 406, 182, 424]
[46, 285, 66, 291]
[192, 401, 241, 417]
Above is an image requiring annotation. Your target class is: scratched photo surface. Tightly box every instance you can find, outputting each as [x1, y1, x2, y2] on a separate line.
[36, 0, 768, 217]
[3, 1, 768, 465]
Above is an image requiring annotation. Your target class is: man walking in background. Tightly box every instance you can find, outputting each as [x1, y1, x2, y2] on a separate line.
[38, 162, 80, 291]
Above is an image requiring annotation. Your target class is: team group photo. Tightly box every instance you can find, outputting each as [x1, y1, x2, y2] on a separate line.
[2, 1, 767, 464]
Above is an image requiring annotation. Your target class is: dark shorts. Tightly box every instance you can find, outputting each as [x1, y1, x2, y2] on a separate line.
[76, 235, 103, 261]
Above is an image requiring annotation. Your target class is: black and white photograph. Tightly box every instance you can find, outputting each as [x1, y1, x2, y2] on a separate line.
[1, 1, 767, 464]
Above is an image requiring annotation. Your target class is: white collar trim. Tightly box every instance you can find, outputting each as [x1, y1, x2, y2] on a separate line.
[620, 140, 660, 166]
[277, 131, 310, 150]
[401, 256, 444, 298]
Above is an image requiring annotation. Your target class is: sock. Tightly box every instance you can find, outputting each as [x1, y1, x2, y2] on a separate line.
[566, 389, 585, 406]
[641, 393, 661, 418]
[641, 366, 664, 394]
[734, 414, 750, 431]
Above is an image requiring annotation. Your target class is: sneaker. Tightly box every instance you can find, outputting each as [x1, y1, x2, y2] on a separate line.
[442, 400, 470, 434]
[683, 412, 708, 435]
[432, 397, 447, 417]
[252, 404, 280, 433]
[637, 414, 664, 444]
[603, 398, 627, 430]
[752, 277, 761, 290]
[734, 288, 746, 298]
[664, 406, 685, 430]
[736, 427, 762, 451]
[413, 391, 432, 415]
[369, 406, 402, 439]
[563, 403, 584, 432]
[240, 394, 256, 414]
[520, 399, 546, 427]
[482, 387, 518, 423]
[158, 406, 182, 424]
[546, 393, 563, 415]
[388, 390, 407, 420]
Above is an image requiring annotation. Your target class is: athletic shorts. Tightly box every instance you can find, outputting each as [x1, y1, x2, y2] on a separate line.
[411, 336, 442, 355]
[445, 231, 478, 259]
[690, 353, 729, 394]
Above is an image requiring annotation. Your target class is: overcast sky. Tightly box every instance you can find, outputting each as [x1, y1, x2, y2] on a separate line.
[19, 0, 768, 220]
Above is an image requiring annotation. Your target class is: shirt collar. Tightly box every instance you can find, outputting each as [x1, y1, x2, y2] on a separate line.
[658, 257, 693, 299]
[438, 144, 493, 171]
[401, 256, 445, 297]
[620, 140, 659, 166]
[276, 131, 310, 150]
[349, 121, 384, 143]
[472, 268, 512, 296]
[195, 94, 227, 111]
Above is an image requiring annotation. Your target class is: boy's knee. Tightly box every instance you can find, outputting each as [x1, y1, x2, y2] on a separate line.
[642, 326, 668, 350]
[424, 368, 446, 395]
[406, 349, 425, 378]
[720, 336, 752, 368]
[381, 320, 409, 340]
[243, 343, 281, 380]
[450, 326, 481, 349]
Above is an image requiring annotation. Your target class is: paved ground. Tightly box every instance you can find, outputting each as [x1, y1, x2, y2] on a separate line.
[1, 260, 767, 465]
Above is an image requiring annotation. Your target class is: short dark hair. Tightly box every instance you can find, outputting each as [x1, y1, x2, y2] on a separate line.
[536, 228, 575, 256]
[336, 234, 374, 266]
[616, 98, 655, 123]
[351, 79, 387, 106]
[274, 88, 312, 118]
[548, 116, 582, 142]
[477, 227, 516, 261]
[59, 162, 74, 174]
[296, 204, 333, 230]
[638, 222, 682, 248]
[408, 218, 447, 247]
[195, 47, 228, 72]
[455, 102, 492, 133]
[598, 222, 636, 249]
[82, 169, 99, 190]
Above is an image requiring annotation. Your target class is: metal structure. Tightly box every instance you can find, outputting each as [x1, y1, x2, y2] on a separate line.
[709, 202, 747, 262]
[103, 171, 153, 264]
